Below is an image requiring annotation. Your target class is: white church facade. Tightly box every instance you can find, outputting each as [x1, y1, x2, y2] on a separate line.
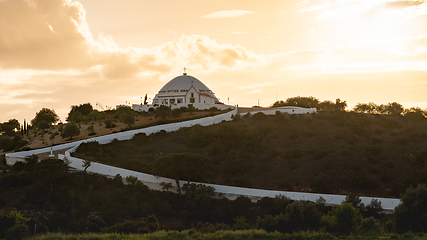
[132, 72, 233, 112]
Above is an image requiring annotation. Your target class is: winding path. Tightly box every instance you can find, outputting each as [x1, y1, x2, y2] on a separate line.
[6, 108, 400, 211]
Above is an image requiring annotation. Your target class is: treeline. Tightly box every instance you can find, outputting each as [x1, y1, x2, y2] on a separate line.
[271, 96, 427, 119]
[1, 155, 427, 238]
[271, 96, 348, 111]
[0, 119, 28, 152]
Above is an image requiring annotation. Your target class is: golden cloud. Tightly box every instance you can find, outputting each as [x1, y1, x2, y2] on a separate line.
[201, 10, 254, 19]
[0, 0, 264, 80]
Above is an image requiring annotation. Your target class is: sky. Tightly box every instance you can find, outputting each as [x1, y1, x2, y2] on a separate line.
[1, 0, 427, 123]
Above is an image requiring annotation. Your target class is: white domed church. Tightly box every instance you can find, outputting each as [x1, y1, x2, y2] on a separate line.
[132, 71, 232, 112]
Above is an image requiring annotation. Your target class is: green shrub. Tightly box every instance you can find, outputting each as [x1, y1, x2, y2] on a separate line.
[104, 119, 116, 128]
[322, 203, 362, 235]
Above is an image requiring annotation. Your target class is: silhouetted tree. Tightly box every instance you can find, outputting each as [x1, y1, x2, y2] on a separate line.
[404, 107, 426, 121]
[144, 94, 148, 105]
[152, 153, 210, 194]
[0, 119, 20, 136]
[38, 120, 50, 131]
[121, 114, 135, 127]
[385, 102, 404, 116]
[31, 108, 59, 127]
[394, 184, 427, 233]
[334, 98, 347, 111]
[82, 159, 91, 171]
[62, 124, 80, 139]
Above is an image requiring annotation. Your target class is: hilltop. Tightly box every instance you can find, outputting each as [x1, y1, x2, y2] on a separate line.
[73, 110, 427, 198]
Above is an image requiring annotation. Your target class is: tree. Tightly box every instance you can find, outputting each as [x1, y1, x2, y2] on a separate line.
[4, 210, 30, 240]
[317, 100, 335, 112]
[334, 98, 347, 111]
[38, 120, 50, 131]
[121, 114, 135, 127]
[404, 107, 426, 122]
[394, 184, 427, 233]
[62, 124, 80, 139]
[283, 96, 320, 108]
[82, 159, 92, 171]
[126, 176, 138, 186]
[155, 105, 171, 120]
[285, 201, 305, 232]
[144, 94, 148, 105]
[0, 119, 20, 136]
[66, 111, 83, 123]
[70, 103, 93, 116]
[171, 108, 182, 118]
[35, 158, 68, 192]
[31, 108, 59, 127]
[385, 102, 404, 116]
[187, 104, 196, 115]
[152, 153, 210, 194]
[24, 154, 38, 166]
[105, 119, 116, 128]
[114, 106, 136, 120]
[322, 203, 361, 235]
[353, 103, 370, 113]
[343, 195, 365, 209]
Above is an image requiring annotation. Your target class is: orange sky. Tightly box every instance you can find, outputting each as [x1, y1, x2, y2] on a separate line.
[1, 0, 427, 123]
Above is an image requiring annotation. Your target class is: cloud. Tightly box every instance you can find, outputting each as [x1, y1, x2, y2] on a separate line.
[298, 0, 427, 19]
[151, 34, 266, 75]
[201, 10, 254, 19]
[0, 0, 263, 80]
[0, 0, 95, 69]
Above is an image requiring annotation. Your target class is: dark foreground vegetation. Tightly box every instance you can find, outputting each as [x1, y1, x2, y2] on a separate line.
[74, 107, 427, 198]
[2, 155, 427, 239]
[0, 156, 427, 239]
[27, 230, 427, 240]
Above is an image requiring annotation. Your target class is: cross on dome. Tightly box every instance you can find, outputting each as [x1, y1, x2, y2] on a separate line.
[183, 67, 187, 75]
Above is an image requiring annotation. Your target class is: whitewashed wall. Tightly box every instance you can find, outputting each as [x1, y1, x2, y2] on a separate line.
[244, 106, 317, 116]
[59, 152, 400, 211]
[132, 103, 234, 112]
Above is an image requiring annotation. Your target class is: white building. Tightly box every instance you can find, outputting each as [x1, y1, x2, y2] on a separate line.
[132, 72, 233, 112]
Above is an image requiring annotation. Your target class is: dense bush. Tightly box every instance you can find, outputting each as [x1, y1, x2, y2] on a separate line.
[104, 119, 116, 128]
[394, 184, 427, 233]
[322, 203, 362, 235]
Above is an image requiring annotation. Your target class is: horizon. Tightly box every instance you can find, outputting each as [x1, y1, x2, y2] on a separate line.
[1, 0, 427, 123]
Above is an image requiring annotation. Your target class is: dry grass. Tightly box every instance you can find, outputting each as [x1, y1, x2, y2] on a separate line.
[22, 111, 219, 150]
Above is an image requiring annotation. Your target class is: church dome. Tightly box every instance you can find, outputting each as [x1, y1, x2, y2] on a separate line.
[157, 74, 217, 99]
[159, 75, 211, 92]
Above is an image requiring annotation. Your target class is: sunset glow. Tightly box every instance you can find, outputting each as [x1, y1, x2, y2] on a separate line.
[1, 0, 427, 122]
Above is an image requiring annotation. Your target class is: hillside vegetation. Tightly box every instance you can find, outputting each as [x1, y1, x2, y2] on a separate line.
[73, 110, 427, 198]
